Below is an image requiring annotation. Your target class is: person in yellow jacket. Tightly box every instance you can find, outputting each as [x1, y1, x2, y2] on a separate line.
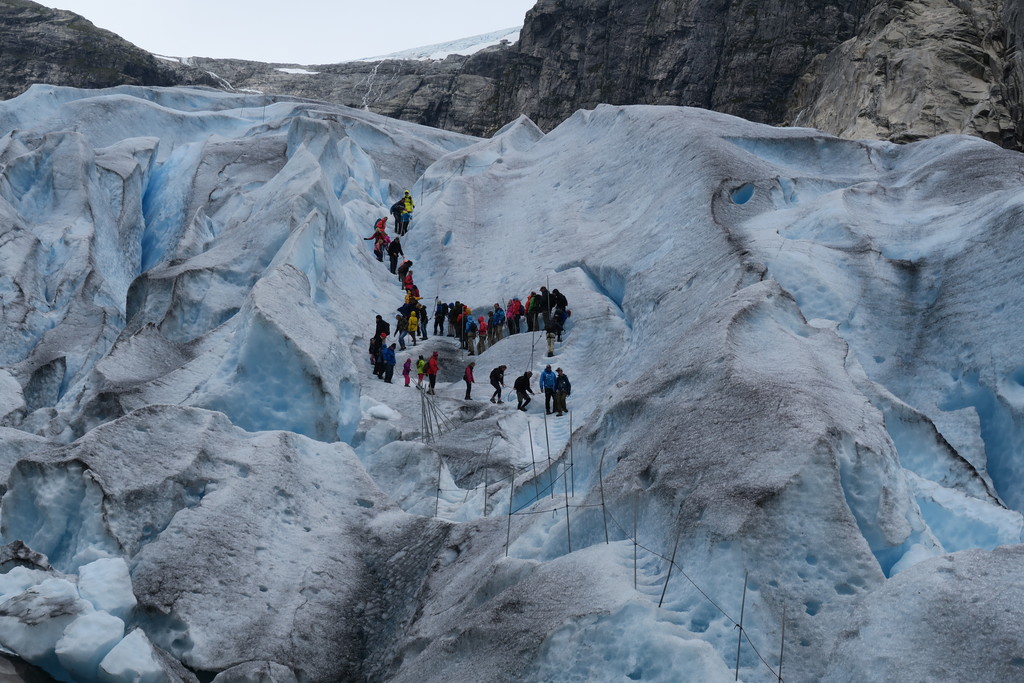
[407, 309, 419, 346]
[398, 190, 414, 234]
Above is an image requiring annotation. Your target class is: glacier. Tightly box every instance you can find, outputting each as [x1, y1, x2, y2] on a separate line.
[0, 84, 1023, 681]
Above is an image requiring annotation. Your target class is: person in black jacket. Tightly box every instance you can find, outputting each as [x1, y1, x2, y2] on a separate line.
[374, 314, 390, 339]
[390, 200, 405, 234]
[514, 371, 535, 411]
[433, 301, 449, 336]
[553, 368, 571, 416]
[489, 365, 506, 403]
[387, 237, 404, 274]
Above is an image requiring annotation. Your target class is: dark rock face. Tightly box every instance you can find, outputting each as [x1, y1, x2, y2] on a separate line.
[0, 0, 216, 100]
[787, 0, 1017, 147]
[494, 0, 877, 131]
[1002, 0, 1024, 147]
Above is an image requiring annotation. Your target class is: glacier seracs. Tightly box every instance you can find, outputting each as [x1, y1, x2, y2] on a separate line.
[0, 85, 1022, 681]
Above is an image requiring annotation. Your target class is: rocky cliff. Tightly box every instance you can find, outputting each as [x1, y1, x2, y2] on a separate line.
[787, 0, 1017, 147]
[182, 47, 513, 138]
[0, 0, 216, 100]
[494, 0, 877, 130]
[5, 0, 1024, 149]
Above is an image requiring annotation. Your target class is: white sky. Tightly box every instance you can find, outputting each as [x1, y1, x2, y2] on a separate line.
[48, 1, 537, 64]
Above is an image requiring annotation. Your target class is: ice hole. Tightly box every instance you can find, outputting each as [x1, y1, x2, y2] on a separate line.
[730, 183, 755, 205]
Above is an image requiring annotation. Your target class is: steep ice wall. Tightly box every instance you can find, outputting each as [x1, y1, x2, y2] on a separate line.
[0, 87, 1022, 681]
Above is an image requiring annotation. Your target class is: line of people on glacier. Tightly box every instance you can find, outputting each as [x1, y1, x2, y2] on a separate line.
[433, 287, 571, 357]
[464, 363, 572, 415]
[362, 202, 574, 411]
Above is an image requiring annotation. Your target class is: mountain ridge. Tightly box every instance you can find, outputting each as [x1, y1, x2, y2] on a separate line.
[4, 0, 1024, 147]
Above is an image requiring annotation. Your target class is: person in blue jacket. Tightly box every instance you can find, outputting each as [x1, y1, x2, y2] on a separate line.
[381, 343, 397, 383]
[491, 304, 505, 344]
[538, 364, 556, 414]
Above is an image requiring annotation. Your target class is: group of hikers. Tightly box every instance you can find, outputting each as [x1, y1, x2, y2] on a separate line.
[364, 195, 575, 414]
[432, 288, 570, 358]
[463, 363, 572, 415]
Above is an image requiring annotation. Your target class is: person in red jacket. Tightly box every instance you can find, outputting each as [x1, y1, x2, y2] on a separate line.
[464, 362, 475, 399]
[425, 351, 440, 395]
[363, 218, 389, 261]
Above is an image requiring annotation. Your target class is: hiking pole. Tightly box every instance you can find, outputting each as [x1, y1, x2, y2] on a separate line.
[505, 469, 515, 557]
[543, 411, 553, 499]
[735, 570, 749, 681]
[598, 448, 609, 544]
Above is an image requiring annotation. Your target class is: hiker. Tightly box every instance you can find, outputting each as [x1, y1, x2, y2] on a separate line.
[539, 364, 556, 414]
[538, 286, 553, 329]
[398, 190, 414, 234]
[390, 199, 405, 234]
[554, 368, 571, 416]
[416, 355, 426, 386]
[489, 365, 506, 403]
[506, 297, 523, 335]
[407, 308, 419, 346]
[387, 236, 404, 274]
[525, 292, 540, 332]
[397, 259, 413, 283]
[448, 302, 461, 337]
[363, 218, 389, 261]
[374, 314, 390, 339]
[464, 362, 475, 399]
[476, 316, 487, 355]
[465, 315, 477, 355]
[550, 307, 568, 342]
[552, 288, 568, 311]
[433, 300, 448, 336]
[402, 357, 413, 387]
[514, 371, 535, 411]
[426, 351, 439, 394]
[403, 270, 415, 292]
[396, 314, 409, 351]
[382, 343, 397, 383]
[491, 304, 505, 344]
[369, 333, 384, 372]
[418, 302, 429, 340]
[546, 316, 562, 357]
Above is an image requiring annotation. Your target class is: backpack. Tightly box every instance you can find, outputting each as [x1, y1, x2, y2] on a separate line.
[468, 320, 478, 334]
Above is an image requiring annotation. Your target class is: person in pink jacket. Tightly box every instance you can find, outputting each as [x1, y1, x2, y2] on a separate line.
[464, 362, 475, 400]
[402, 357, 412, 387]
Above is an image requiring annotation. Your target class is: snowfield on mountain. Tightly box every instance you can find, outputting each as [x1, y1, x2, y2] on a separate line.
[0, 84, 1022, 681]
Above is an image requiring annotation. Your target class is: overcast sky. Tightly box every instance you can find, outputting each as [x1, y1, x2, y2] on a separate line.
[48, 1, 537, 64]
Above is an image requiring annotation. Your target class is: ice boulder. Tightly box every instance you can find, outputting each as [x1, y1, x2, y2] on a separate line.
[77, 557, 137, 621]
[98, 628, 165, 683]
[0, 577, 92, 668]
[823, 545, 1024, 681]
[55, 611, 125, 680]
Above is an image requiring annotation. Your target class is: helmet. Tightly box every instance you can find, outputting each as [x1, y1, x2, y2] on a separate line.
[404, 190, 411, 196]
